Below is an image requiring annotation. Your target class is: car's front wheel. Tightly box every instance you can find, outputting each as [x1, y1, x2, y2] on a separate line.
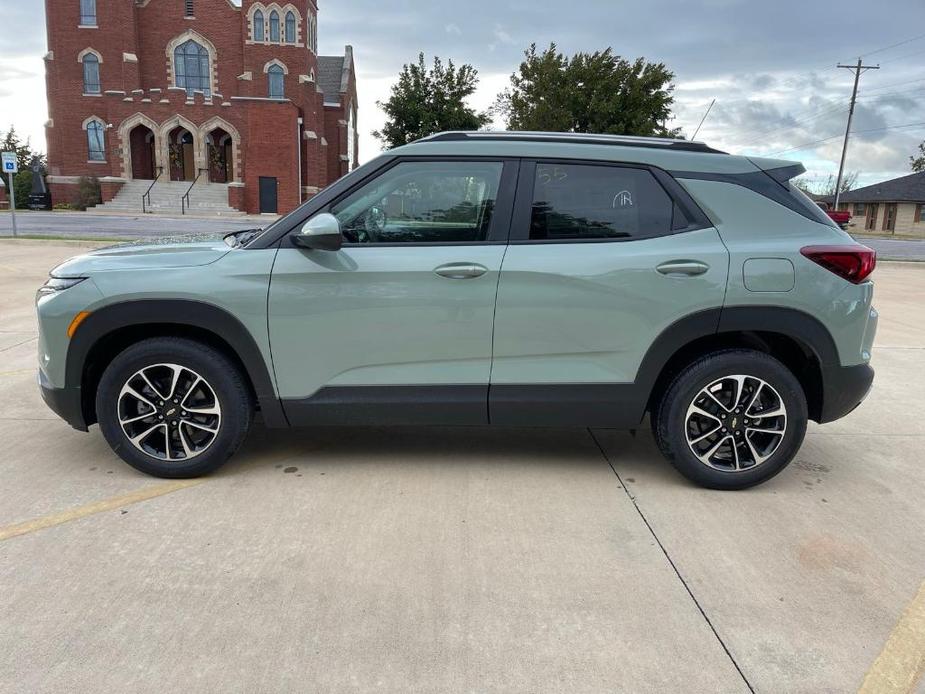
[96, 337, 253, 478]
[653, 349, 808, 490]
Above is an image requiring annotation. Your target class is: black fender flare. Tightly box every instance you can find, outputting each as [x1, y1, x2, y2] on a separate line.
[635, 305, 839, 416]
[66, 299, 288, 428]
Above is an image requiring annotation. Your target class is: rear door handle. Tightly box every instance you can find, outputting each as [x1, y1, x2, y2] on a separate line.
[656, 260, 710, 277]
[434, 263, 489, 279]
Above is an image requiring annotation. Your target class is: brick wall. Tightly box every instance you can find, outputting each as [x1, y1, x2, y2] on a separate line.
[44, 0, 355, 214]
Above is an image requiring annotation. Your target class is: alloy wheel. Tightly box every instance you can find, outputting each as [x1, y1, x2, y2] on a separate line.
[684, 374, 787, 472]
[117, 363, 222, 461]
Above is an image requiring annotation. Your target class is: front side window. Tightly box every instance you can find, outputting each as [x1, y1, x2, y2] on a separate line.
[285, 12, 296, 43]
[269, 11, 280, 42]
[253, 10, 265, 41]
[82, 53, 101, 94]
[80, 0, 96, 25]
[331, 161, 503, 244]
[87, 120, 105, 161]
[174, 39, 211, 97]
[268, 64, 285, 99]
[529, 163, 674, 241]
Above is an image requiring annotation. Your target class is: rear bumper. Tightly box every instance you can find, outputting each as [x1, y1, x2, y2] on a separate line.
[819, 363, 874, 423]
[38, 370, 88, 431]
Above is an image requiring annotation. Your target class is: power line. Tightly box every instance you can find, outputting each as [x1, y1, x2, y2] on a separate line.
[859, 31, 925, 58]
[879, 47, 925, 64]
[858, 76, 925, 94]
[858, 87, 925, 100]
[764, 121, 925, 156]
[735, 103, 847, 147]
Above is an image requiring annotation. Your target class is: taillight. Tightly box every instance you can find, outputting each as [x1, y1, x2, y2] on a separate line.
[800, 244, 876, 284]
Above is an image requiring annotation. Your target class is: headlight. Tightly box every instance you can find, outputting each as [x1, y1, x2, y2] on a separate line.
[37, 276, 87, 297]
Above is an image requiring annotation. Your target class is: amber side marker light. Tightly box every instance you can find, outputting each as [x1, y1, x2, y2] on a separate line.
[67, 311, 92, 338]
[800, 244, 877, 284]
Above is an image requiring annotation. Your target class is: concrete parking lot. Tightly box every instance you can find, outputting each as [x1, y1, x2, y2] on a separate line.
[1, 240, 923, 693]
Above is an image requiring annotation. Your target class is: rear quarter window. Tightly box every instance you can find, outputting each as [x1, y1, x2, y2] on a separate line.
[530, 163, 674, 241]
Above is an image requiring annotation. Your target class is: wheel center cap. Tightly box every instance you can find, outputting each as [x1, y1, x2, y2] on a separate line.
[166, 407, 177, 417]
[730, 416, 738, 429]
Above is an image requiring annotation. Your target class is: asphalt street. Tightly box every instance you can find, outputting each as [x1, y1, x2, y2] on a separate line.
[1, 211, 923, 259]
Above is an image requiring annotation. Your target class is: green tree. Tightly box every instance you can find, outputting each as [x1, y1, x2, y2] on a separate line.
[911, 141, 925, 172]
[494, 43, 679, 137]
[1, 125, 46, 209]
[373, 54, 490, 148]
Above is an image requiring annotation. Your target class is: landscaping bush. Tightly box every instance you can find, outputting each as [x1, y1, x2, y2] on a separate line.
[75, 176, 102, 211]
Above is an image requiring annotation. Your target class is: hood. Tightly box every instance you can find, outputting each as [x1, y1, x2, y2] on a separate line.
[51, 234, 233, 276]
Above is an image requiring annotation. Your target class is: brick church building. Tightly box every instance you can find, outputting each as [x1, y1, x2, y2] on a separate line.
[43, 0, 358, 215]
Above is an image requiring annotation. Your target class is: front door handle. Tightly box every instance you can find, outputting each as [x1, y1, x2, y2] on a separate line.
[434, 263, 489, 279]
[656, 260, 710, 277]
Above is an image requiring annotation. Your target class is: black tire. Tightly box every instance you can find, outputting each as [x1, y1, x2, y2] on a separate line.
[652, 349, 807, 490]
[95, 337, 253, 478]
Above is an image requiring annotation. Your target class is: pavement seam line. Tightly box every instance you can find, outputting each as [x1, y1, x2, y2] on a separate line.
[858, 580, 925, 694]
[587, 428, 756, 694]
[0, 479, 203, 542]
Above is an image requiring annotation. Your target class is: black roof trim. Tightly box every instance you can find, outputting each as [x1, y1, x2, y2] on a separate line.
[421, 131, 727, 154]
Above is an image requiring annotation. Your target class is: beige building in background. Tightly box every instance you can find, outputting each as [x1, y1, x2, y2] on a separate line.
[831, 171, 925, 237]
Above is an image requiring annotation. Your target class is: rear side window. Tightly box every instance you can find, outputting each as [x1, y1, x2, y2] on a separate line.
[786, 183, 838, 227]
[530, 163, 674, 241]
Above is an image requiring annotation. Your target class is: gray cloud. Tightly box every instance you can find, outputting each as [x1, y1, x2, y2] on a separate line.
[2, 0, 924, 184]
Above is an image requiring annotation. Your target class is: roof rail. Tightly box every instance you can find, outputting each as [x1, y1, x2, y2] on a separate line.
[420, 130, 726, 154]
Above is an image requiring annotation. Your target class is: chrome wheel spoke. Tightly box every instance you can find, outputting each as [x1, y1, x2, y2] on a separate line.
[704, 389, 732, 413]
[746, 426, 785, 436]
[121, 384, 157, 411]
[165, 364, 183, 401]
[130, 422, 163, 446]
[120, 411, 155, 425]
[118, 363, 221, 462]
[688, 404, 722, 423]
[685, 373, 787, 473]
[183, 420, 218, 435]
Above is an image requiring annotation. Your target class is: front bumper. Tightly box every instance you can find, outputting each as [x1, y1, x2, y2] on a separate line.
[819, 363, 874, 423]
[38, 370, 87, 431]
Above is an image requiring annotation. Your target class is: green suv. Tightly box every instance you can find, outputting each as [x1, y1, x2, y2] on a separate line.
[36, 132, 877, 489]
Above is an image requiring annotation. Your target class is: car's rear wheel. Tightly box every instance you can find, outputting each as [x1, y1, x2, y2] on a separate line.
[652, 349, 807, 490]
[96, 337, 253, 478]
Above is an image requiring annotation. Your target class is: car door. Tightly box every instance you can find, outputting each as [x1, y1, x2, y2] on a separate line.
[490, 160, 729, 426]
[268, 158, 517, 425]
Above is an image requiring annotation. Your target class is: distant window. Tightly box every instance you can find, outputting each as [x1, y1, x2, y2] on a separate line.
[87, 120, 105, 161]
[268, 64, 285, 99]
[253, 10, 265, 41]
[184, 0, 194, 17]
[82, 53, 100, 94]
[80, 0, 96, 25]
[853, 203, 867, 215]
[529, 164, 674, 241]
[174, 39, 211, 97]
[269, 10, 280, 42]
[285, 11, 296, 43]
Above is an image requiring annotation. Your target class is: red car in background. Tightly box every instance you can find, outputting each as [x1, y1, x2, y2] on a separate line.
[816, 201, 851, 229]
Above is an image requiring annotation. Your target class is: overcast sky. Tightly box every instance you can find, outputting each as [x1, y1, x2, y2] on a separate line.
[2, 0, 924, 187]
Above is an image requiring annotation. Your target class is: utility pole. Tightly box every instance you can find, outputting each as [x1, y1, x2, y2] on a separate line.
[834, 58, 879, 209]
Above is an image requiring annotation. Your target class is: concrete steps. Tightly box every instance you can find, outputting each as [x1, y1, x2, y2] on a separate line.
[94, 180, 243, 216]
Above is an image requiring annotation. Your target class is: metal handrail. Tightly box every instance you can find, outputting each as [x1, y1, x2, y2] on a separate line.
[181, 168, 208, 215]
[141, 167, 163, 214]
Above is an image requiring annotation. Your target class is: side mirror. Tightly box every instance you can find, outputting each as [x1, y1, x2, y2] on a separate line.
[293, 213, 343, 251]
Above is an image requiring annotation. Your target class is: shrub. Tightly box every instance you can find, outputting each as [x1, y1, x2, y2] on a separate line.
[75, 176, 102, 211]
